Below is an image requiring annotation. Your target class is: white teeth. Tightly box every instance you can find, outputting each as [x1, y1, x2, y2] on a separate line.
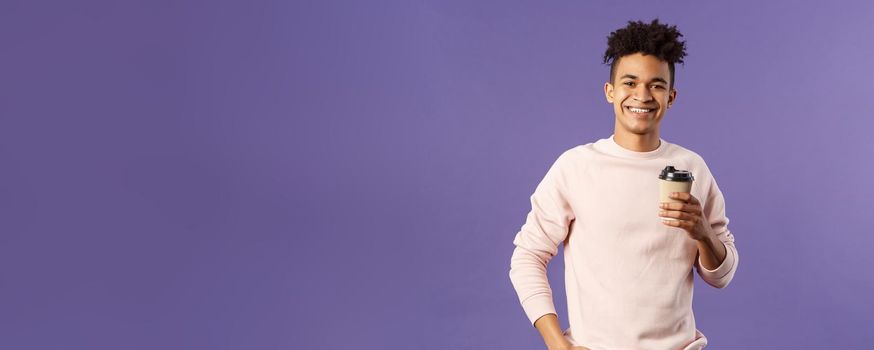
[629, 107, 653, 113]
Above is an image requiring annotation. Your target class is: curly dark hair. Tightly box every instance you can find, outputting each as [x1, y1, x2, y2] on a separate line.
[603, 19, 687, 89]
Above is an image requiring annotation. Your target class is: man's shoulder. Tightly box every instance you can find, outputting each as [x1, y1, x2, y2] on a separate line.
[667, 141, 708, 165]
[554, 143, 599, 164]
[665, 141, 718, 182]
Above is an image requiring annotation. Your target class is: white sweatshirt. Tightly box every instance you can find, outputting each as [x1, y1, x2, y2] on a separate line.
[509, 135, 738, 350]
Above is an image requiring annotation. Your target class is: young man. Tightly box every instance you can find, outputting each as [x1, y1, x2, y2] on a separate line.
[509, 20, 738, 350]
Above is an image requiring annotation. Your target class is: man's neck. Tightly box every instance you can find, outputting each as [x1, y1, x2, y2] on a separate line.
[613, 131, 661, 152]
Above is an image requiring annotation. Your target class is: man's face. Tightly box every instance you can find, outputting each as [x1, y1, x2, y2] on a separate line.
[604, 52, 677, 137]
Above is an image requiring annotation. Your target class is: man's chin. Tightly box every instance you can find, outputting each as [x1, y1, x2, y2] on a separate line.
[616, 118, 659, 136]
[622, 126, 656, 136]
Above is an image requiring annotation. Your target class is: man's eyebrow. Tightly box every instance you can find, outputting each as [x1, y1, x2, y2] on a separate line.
[619, 74, 669, 85]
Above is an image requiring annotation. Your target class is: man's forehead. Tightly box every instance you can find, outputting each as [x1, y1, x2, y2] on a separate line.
[618, 73, 669, 84]
[616, 54, 670, 79]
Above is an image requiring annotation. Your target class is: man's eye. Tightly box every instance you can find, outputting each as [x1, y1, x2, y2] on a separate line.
[651, 85, 665, 89]
[623, 82, 635, 86]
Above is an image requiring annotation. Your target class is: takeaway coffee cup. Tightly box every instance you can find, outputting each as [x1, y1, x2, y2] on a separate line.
[659, 166, 694, 221]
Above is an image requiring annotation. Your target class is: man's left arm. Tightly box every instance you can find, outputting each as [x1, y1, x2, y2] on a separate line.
[660, 176, 738, 289]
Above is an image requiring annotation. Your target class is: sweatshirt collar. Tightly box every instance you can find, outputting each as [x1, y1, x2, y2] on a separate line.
[595, 134, 669, 159]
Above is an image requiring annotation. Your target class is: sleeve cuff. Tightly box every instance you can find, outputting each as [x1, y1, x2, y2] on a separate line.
[697, 241, 737, 285]
[521, 293, 557, 326]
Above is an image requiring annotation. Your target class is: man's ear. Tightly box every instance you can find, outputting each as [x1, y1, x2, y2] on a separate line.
[604, 82, 614, 103]
[668, 88, 677, 108]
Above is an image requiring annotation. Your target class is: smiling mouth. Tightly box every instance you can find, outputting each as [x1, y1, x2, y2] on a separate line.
[626, 107, 655, 113]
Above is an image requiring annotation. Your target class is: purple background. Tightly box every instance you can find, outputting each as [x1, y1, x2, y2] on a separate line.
[2, 1, 873, 349]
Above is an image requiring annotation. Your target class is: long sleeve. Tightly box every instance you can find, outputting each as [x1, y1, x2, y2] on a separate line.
[694, 170, 739, 289]
[508, 153, 576, 326]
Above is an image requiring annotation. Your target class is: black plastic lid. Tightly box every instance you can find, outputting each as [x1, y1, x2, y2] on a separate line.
[659, 165, 694, 182]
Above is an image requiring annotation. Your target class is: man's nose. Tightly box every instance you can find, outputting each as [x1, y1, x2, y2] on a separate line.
[633, 86, 653, 101]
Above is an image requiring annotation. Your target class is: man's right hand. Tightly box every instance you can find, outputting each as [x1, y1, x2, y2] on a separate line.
[552, 346, 590, 350]
[535, 314, 592, 350]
